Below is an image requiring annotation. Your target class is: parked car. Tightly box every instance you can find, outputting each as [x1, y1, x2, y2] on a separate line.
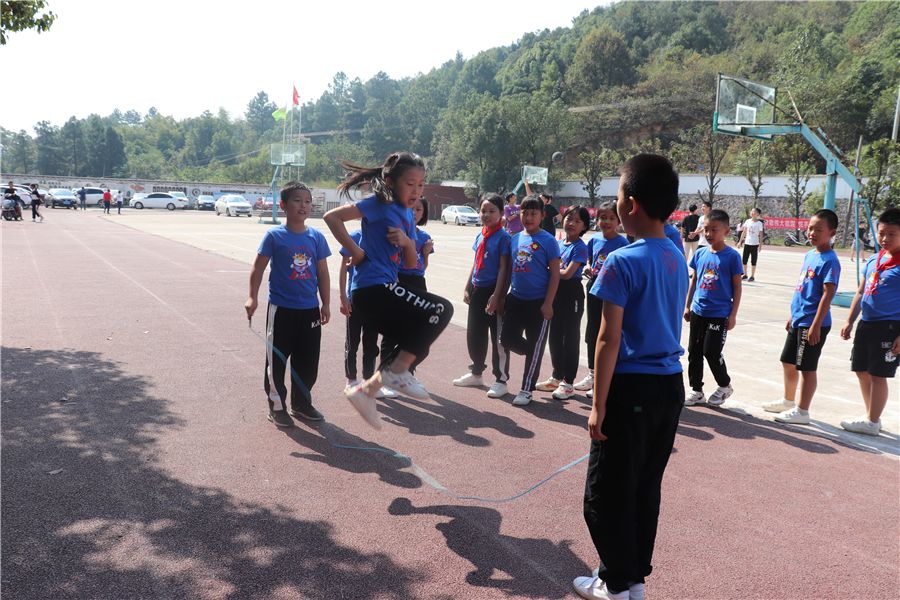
[215, 194, 253, 217]
[441, 204, 481, 226]
[48, 188, 78, 209]
[131, 192, 189, 210]
[70, 187, 108, 206]
[254, 197, 274, 211]
[167, 191, 190, 207]
[196, 194, 216, 210]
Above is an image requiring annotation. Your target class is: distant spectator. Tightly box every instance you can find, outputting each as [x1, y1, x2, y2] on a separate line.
[115, 190, 124, 214]
[78, 186, 87, 210]
[681, 204, 700, 261]
[102, 189, 112, 214]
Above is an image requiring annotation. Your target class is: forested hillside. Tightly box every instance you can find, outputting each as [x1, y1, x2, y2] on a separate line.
[2, 0, 897, 207]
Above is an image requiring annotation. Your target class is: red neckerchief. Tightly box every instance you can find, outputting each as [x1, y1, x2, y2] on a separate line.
[475, 223, 502, 273]
[872, 249, 900, 287]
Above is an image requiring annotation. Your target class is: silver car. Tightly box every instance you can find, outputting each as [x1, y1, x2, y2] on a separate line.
[215, 194, 253, 217]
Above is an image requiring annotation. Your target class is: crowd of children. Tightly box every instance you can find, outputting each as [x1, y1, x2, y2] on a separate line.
[246, 152, 898, 600]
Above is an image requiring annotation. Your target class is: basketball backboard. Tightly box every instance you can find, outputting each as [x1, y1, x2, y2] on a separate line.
[270, 142, 307, 166]
[522, 165, 549, 185]
[715, 74, 777, 140]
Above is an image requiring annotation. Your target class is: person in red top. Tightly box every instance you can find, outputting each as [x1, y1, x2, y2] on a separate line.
[102, 189, 112, 214]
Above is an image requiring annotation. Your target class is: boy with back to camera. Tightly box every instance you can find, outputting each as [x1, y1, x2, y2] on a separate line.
[245, 181, 331, 428]
[683, 209, 743, 407]
[574, 154, 689, 600]
[763, 209, 841, 425]
[839, 208, 900, 435]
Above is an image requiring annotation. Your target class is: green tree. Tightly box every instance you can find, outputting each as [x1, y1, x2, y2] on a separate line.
[245, 91, 277, 137]
[1, 129, 36, 173]
[772, 135, 814, 234]
[565, 25, 634, 100]
[672, 123, 730, 205]
[60, 117, 86, 175]
[734, 140, 773, 202]
[1, 0, 56, 45]
[578, 148, 620, 207]
[859, 139, 900, 213]
[34, 120, 63, 175]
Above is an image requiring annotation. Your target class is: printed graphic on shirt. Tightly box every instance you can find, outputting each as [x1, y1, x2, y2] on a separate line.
[797, 267, 816, 291]
[590, 254, 608, 277]
[513, 242, 540, 272]
[289, 251, 313, 280]
[864, 270, 879, 296]
[699, 266, 720, 290]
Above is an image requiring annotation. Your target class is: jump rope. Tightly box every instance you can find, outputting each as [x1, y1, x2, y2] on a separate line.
[247, 322, 589, 504]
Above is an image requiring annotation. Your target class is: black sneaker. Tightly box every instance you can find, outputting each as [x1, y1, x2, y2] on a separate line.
[741, 274, 748, 280]
[268, 409, 294, 427]
[289, 405, 324, 421]
[748, 276, 755, 282]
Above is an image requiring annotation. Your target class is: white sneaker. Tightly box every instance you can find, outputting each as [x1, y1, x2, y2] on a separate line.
[552, 382, 574, 399]
[534, 376, 560, 392]
[344, 384, 382, 430]
[512, 391, 533, 406]
[344, 378, 361, 393]
[707, 384, 733, 406]
[763, 399, 794, 413]
[375, 386, 398, 399]
[774, 407, 810, 424]
[452, 372, 483, 387]
[572, 575, 629, 600]
[587, 389, 592, 399]
[379, 369, 430, 400]
[573, 373, 594, 391]
[840, 416, 881, 436]
[589, 569, 644, 600]
[685, 390, 706, 406]
[486, 381, 508, 398]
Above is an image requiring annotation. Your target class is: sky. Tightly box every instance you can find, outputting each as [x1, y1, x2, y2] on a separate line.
[1, 0, 607, 134]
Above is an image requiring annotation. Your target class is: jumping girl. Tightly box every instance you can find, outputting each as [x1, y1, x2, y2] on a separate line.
[323, 152, 453, 429]
[453, 193, 512, 398]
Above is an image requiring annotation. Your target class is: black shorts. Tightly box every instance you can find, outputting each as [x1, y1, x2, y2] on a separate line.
[742, 244, 759, 266]
[780, 326, 831, 372]
[851, 320, 900, 378]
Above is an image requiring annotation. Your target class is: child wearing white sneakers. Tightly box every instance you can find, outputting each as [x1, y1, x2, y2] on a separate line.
[839, 208, 900, 435]
[763, 209, 841, 424]
[683, 209, 743, 407]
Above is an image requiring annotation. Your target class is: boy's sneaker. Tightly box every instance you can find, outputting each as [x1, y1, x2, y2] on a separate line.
[289, 405, 324, 421]
[512, 391, 533, 406]
[741, 274, 748, 280]
[707, 384, 733, 406]
[552, 382, 575, 399]
[486, 381, 508, 398]
[344, 379, 361, 393]
[453, 372, 483, 387]
[572, 575, 629, 600]
[267, 409, 294, 428]
[589, 569, 644, 600]
[684, 390, 706, 406]
[748, 276, 755, 282]
[587, 389, 593, 399]
[344, 384, 382, 430]
[380, 369, 430, 400]
[375, 387, 398, 399]
[774, 407, 810, 425]
[840, 416, 881, 436]
[763, 399, 794, 413]
[534, 376, 560, 392]
[573, 373, 594, 391]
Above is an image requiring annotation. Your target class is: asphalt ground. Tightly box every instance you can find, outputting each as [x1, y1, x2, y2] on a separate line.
[2, 208, 898, 600]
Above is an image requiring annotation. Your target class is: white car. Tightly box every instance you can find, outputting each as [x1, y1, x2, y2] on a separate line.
[441, 204, 481, 226]
[215, 194, 253, 217]
[131, 192, 188, 210]
[72, 187, 118, 206]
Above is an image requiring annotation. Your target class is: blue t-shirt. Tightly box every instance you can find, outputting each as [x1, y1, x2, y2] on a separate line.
[560, 238, 589, 280]
[665, 223, 685, 255]
[471, 228, 512, 287]
[861, 253, 900, 322]
[258, 225, 331, 310]
[586, 234, 629, 281]
[790, 249, 841, 328]
[507, 229, 561, 301]
[689, 246, 744, 318]
[339, 230, 363, 295]
[591, 238, 689, 375]
[354, 195, 416, 289]
[399, 227, 432, 277]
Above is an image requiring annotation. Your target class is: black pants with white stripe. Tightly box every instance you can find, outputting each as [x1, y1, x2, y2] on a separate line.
[351, 281, 453, 371]
[549, 278, 585, 383]
[466, 282, 510, 382]
[264, 304, 321, 412]
[380, 274, 429, 373]
[500, 294, 550, 393]
[344, 307, 379, 382]
[687, 312, 731, 391]
[584, 278, 602, 371]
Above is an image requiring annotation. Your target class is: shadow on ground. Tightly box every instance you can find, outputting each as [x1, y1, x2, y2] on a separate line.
[1, 347, 415, 599]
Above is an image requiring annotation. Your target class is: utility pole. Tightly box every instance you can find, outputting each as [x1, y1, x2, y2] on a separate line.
[893, 70, 900, 142]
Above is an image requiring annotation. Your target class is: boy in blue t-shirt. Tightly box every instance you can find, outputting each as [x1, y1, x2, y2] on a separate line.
[245, 182, 332, 428]
[683, 209, 744, 407]
[574, 154, 689, 600]
[498, 194, 561, 406]
[763, 209, 841, 425]
[839, 208, 900, 436]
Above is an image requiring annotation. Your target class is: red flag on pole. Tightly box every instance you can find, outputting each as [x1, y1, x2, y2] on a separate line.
[293, 85, 300, 106]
